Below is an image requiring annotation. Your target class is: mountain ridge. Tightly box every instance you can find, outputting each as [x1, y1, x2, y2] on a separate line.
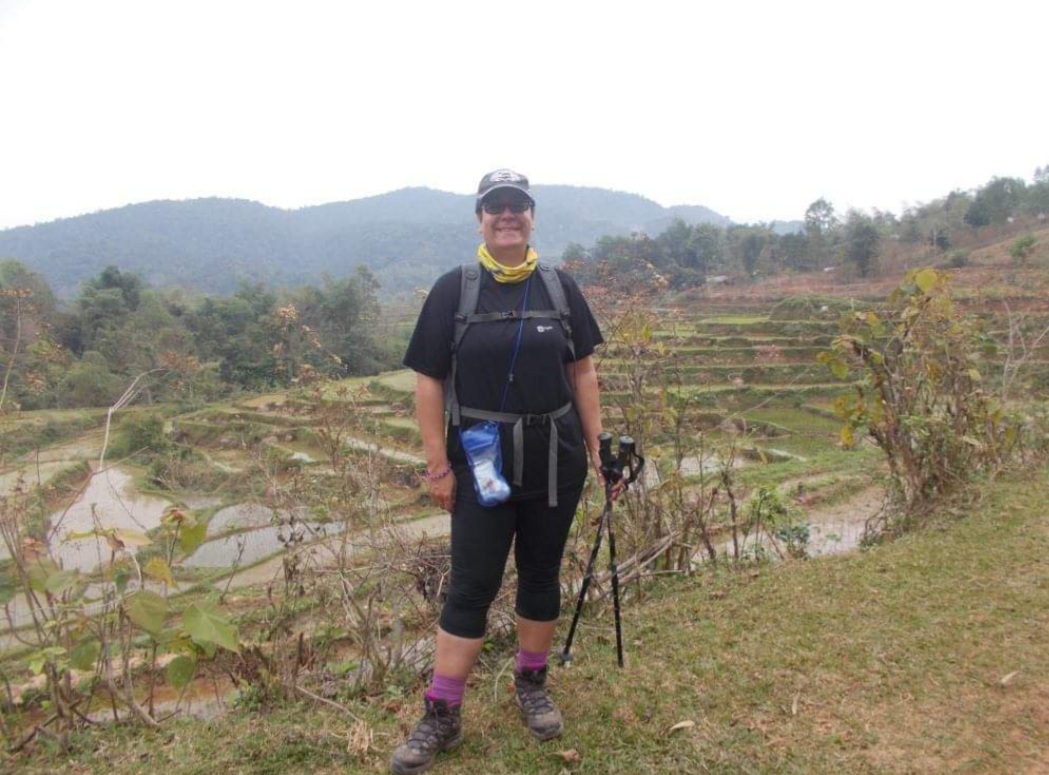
[0, 186, 744, 298]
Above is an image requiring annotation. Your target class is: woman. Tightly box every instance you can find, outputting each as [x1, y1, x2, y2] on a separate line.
[392, 169, 605, 774]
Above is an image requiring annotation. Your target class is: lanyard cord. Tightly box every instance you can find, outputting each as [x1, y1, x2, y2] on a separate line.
[498, 273, 533, 413]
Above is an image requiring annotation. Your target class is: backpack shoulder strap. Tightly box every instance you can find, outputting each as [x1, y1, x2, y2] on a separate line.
[447, 264, 481, 425]
[536, 263, 575, 360]
[453, 263, 482, 352]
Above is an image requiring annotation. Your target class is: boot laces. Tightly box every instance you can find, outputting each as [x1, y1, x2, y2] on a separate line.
[406, 705, 454, 751]
[517, 674, 555, 715]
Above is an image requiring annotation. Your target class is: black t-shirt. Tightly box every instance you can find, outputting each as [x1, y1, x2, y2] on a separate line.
[404, 264, 604, 499]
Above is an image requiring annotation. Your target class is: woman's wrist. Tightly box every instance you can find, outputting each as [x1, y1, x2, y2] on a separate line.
[420, 461, 453, 481]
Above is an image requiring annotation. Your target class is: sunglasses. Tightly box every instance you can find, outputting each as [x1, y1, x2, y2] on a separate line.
[481, 198, 532, 215]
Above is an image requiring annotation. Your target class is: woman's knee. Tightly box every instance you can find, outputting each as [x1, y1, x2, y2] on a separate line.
[439, 594, 492, 638]
[515, 572, 561, 621]
[439, 573, 503, 638]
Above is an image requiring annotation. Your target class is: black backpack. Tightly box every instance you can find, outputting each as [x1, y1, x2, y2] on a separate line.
[446, 262, 573, 424]
[445, 263, 576, 506]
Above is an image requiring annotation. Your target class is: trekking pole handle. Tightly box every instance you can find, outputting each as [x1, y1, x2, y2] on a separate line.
[599, 432, 645, 490]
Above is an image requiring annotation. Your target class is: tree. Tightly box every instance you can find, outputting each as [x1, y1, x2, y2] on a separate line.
[776, 232, 811, 271]
[0, 261, 64, 411]
[687, 224, 724, 274]
[294, 267, 383, 375]
[804, 198, 837, 238]
[656, 219, 696, 269]
[804, 198, 838, 267]
[560, 242, 588, 264]
[85, 265, 143, 311]
[727, 226, 767, 276]
[964, 177, 1026, 228]
[843, 211, 880, 277]
[67, 266, 147, 359]
[1023, 180, 1049, 216]
[183, 283, 279, 389]
[62, 351, 125, 407]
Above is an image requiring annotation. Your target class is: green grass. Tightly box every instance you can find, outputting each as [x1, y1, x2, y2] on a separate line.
[692, 314, 769, 325]
[370, 370, 416, 395]
[10, 465, 1049, 774]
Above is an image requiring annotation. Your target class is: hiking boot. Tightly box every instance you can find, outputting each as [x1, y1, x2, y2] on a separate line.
[514, 666, 564, 741]
[390, 697, 463, 774]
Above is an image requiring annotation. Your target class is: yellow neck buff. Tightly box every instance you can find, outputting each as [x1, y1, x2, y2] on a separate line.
[477, 243, 538, 284]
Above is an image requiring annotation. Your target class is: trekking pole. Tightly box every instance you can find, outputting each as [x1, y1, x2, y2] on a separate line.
[559, 487, 611, 667]
[560, 433, 643, 668]
[605, 477, 625, 667]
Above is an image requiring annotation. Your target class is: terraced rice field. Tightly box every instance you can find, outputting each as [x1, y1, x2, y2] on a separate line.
[4, 291, 1046, 652]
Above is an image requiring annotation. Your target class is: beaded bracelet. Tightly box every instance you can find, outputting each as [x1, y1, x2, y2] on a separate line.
[420, 462, 452, 482]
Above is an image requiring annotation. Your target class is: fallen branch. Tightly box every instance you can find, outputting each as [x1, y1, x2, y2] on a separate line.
[103, 677, 159, 728]
[583, 533, 676, 602]
[293, 683, 363, 723]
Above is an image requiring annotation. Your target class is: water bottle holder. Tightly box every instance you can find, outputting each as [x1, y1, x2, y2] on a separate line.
[460, 420, 511, 506]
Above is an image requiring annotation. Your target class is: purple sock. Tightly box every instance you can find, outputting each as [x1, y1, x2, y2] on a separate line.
[516, 648, 548, 673]
[425, 674, 466, 707]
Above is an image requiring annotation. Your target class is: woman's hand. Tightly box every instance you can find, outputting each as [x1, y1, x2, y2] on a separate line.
[415, 373, 456, 514]
[428, 471, 456, 513]
[590, 451, 605, 486]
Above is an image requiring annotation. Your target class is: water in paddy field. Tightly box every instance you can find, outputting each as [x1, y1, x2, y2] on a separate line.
[183, 520, 347, 568]
[694, 486, 883, 566]
[46, 467, 173, 573]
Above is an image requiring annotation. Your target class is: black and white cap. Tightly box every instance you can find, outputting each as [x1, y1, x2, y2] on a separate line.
[475, 168, 535, 209]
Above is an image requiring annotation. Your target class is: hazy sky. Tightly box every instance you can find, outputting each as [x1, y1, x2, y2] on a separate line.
[1, 0, 1046, 231]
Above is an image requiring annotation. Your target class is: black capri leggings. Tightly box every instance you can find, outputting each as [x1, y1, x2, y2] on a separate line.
[439, 476, 585, 639]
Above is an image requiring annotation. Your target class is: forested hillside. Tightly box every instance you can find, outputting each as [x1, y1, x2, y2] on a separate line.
[0, 186, 731, 298]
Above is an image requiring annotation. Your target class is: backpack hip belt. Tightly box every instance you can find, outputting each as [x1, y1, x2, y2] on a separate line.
[460, 402, 574, 507]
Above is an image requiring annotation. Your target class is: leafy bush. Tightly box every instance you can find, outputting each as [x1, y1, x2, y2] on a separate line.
[819, 268, 1024, 520]
[1009, 235, 1036, 265]
[108, 412, 171, 460]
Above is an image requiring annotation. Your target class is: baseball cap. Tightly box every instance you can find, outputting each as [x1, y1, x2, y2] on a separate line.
[475, 169, 535, 210]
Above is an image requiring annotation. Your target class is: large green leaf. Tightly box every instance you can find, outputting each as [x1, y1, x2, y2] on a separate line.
[126, 590, 167, 635]
[110, 529, 152, 548]
[166, 655, 197, 689]
[144, 557, 176, 587]
[69, 640, 100, 671]
[27, 559, 60, 593]
[155, 626, 194, 651]
[0, 569, 16, 605]
[184, 602, 240, 653]
[45, 569, 82, 595]
[28, 646, 67, 675]
[914, 267, 938, 293]
[179, 518, 208, 557]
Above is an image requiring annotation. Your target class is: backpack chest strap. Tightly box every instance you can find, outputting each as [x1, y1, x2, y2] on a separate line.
[456, 309, 564, 326]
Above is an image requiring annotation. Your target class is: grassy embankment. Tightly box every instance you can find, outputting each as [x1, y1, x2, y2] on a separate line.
[11, 464, 1048, 774]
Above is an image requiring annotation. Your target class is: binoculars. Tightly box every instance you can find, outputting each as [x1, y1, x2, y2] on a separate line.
[598, 431, 642, 488]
